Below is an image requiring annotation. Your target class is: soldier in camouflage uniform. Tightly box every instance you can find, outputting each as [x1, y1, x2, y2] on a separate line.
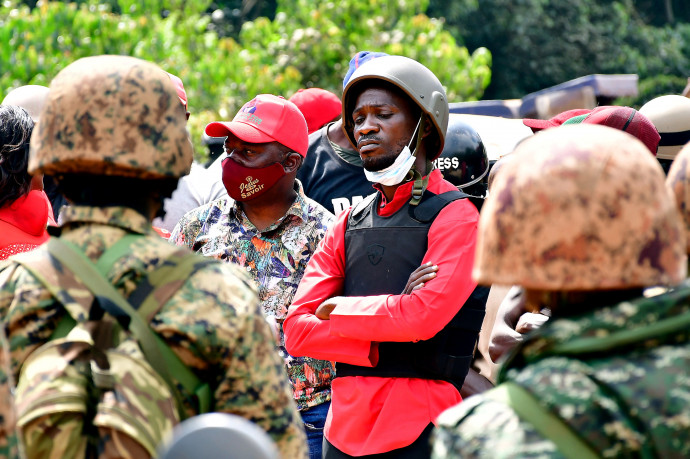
[0, 55, 306, 458]
[432, 124, 690, 458]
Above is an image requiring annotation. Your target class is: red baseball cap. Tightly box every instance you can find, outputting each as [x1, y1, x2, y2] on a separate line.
[205, 94, 308, 157]
[522, 108, 594, 132]
[288, 88, 341, 134]
[166, 72, 187, 109]
[562, 106, 660, 155]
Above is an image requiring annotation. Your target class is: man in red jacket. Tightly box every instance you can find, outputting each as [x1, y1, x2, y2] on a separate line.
[284, 55, 486, 458]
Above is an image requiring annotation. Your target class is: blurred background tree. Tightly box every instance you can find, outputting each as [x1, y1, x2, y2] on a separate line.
[1, 0, 491, 163]
[4, 0, 688, 163]
[427, 0, 690, 106]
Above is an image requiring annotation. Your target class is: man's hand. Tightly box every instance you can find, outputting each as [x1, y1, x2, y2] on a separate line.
[315, 296, 346, 320]
[489, 286, 550, 363]
[402, 262, 438, 294]
[515, 312, 550, 334]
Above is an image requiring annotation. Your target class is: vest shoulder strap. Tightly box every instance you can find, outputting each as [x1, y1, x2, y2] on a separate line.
[349, 192, 377, 221]
[412, 190, 471, 222]
[484, 382, 601, 459]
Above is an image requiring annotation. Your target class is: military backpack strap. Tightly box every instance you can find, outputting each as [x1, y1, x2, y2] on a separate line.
[11, 248, 92, 334]
[95, 233, 142, 275]
[51, 233, 142, 340]
[549, 306, 690, 357]
[484, 382, 601, 459]
[128, 250, 215, 321]
[45, 237, 192, 420]
[126, 250, 216, 414]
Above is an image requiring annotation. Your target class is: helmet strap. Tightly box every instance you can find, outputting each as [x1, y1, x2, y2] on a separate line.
[408, 115, 425, 157]
[408, 116, 433, 206]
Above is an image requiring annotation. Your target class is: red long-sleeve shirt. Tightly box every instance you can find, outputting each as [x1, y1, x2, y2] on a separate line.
[284, 169, 479, 455]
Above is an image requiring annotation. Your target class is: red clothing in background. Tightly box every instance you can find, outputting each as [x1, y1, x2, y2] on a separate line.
[0, 190, 51, 260]
[284, 169, 479, 456]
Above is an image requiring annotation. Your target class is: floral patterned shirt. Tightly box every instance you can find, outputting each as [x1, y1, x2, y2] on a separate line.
[170, 181, 335, 410]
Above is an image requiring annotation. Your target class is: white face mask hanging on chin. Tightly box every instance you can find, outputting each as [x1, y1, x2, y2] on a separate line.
[364, 117, 422, 186]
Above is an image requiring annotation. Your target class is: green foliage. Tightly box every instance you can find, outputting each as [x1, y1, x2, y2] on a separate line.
[205, 0, 277, 39]
[616, 75, 688, 109]
[430, 0, 690, 101]
[1, 0, 490, 163]
[239, 0, 491, 103]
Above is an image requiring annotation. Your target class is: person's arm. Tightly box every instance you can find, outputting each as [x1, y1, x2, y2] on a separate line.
[464, 285, 512, 392]
[325, 200, 479, 343]
[284, 211, 376, 366]
[402, 263, 495, 398]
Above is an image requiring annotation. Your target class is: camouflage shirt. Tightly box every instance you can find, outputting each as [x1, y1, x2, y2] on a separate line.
[433, 284, 690, 458]
[170, 181, 335, 410]
[0, 205, 307, 458]
[0, 327, 19, 459]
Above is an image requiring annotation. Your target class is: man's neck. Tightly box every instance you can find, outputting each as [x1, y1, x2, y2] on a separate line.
[327, 120, 352, 150]
[379, 151, 430, 202]
[239, 185, 298, 232]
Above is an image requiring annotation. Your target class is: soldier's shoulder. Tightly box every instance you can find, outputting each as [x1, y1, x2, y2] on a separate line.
[182, 257, 259, 311]
[0, 248, 51, 284]
[433, 394, 562, 459]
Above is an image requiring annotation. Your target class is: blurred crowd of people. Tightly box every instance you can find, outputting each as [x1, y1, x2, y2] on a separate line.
[1, 49, 690, 459]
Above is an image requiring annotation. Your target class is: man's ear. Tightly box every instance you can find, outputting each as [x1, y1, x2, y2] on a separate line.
[283, 152, 303, 173]
[421, 115, 432, 139]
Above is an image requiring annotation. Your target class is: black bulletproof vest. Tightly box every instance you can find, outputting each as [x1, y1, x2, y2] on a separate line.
[337, 190, 488, 391]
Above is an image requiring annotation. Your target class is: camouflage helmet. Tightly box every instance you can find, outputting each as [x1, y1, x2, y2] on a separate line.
[435, 115, 489, 189]
[666, 142, 690, 254]
[29, 55, 193, 179]
[474, 124, 687, 290]
[342, 55, 449, 159]
[640, 95, 690, 161]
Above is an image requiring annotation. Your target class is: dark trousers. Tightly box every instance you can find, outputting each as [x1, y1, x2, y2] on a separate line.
[322, 423, 433, 459]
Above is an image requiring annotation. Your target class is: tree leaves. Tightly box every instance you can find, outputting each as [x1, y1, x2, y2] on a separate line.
[2, 0, 490, 163]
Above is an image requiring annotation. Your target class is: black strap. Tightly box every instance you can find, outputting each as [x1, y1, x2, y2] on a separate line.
[411, 190, 472, 222]
[659, 129, 690, 147]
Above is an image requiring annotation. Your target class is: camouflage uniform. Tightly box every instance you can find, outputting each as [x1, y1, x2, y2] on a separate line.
[433, 125, 689, 458]
[0, 326, 19, 459]
[433, 283, 690, 458]
[0, 206, 306, 458]
[0, 55, 306, 458]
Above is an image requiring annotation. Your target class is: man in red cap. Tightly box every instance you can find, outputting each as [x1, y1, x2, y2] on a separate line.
[523, 106, 660, 155]
[170, 94, 335, 459]
[166, 71, 190, 120]
[561, 106, 660, 155]
[289, 88, 342, 135]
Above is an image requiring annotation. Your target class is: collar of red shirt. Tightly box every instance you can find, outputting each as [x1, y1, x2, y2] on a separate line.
[372, 168, 443, 217]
